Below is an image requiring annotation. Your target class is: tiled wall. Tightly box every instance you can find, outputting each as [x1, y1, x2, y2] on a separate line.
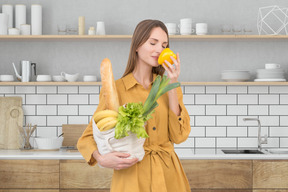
[1, 85, 288, 156]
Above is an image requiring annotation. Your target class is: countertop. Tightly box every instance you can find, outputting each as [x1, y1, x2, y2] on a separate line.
[0, 149, 288, 160]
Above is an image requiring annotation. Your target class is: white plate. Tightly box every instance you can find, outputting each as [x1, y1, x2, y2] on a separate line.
[254, 79, 286, 82]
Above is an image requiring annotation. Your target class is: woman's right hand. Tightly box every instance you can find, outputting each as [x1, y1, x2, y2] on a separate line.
[93, 150, 139, 170]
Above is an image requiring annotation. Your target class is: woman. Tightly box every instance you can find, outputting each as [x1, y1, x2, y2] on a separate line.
[77, 19, 191, 192]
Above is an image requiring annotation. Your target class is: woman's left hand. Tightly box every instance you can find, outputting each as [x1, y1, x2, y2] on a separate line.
[162, 53, 180, 84]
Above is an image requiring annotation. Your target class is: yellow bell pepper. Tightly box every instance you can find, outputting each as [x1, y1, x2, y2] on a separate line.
[158, 48, 177, 67]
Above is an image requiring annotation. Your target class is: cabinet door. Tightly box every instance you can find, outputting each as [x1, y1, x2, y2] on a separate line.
[0, 190, 59, 192]
[60, 160, 113, 189]
[0, 160, 59, 189]
[181, 160, 252, 189]
[253, 160, 288, 189]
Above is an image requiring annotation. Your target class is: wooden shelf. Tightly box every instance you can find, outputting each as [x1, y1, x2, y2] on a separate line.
[0, 35, 288, 40]
[0, 81, 287, 86]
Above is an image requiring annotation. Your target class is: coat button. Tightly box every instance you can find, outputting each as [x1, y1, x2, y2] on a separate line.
[153, 127, 156, 130]
[178, 117, 182, 121]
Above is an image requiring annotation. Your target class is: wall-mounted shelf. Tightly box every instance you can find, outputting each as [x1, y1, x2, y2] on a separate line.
[0, 81, 287, 86]
[0, 35, 288, 40]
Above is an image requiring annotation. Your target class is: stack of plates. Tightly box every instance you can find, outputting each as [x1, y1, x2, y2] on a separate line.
[221, 70, 251, 82]
[254, 68, 286, 82]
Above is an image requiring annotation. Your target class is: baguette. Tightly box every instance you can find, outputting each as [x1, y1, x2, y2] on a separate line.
[100, 58, 120, 112]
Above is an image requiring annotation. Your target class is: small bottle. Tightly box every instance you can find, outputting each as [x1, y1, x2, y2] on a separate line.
[78, 16, 85, 35]
[88, 27, 95, 35]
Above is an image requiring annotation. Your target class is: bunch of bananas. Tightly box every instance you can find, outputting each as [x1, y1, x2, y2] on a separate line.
[93, 110, 118, 131]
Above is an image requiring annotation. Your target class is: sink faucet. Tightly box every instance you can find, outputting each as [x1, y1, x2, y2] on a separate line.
[243, 118, 268, 151]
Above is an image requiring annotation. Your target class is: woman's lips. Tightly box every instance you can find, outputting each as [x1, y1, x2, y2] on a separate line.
[152, 56, 159, 60]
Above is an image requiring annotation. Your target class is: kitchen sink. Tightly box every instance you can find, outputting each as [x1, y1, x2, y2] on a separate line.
[265, 148, 288, 154]
[222, 149, 264, 154]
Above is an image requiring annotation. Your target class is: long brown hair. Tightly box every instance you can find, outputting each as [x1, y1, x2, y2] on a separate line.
[122, 19, 169, 78]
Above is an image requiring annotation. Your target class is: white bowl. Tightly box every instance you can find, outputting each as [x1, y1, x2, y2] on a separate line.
[36, 75, 52, 82]
[0, 75, 14, 82]
[221, 70, 250, 82]
[34, 137, 63, 150]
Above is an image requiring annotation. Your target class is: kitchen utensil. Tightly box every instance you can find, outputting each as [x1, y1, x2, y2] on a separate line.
[0, 75, 14, 82]
[36, 75, 52, 82]
[62, 124, 87, 147]
[34, 136, 63, 150]
[83, 75, 97, 82]
[12, 60, 36, 82]
[52, 75, 65, 82]
[0, 97, 23, 149]
[58, 133, 64, 138]
[18, 123, 37, 149]
[96, 21, 105, 35]
[196, 23, 208, 35]
[31, 4, 42, 35]
[57, 24, 67, 35]
[61, 72, 79, 82]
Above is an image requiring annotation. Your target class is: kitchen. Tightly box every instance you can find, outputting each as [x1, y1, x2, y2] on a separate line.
[1, 0, 288, 191]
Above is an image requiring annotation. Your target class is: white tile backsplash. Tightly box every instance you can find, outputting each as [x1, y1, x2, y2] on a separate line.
[47, 95, 67, 104]
[37, 105, 57, 115]
[238, 95, 258, 104]
[195, 95, 215, 104]
[2, 84, 288, 152]
[0, 86, 14, 94]
[217, 95, 236, 104]
[248, 105, 269, 115]
[206, 105, 226, 115]
[47, 116, 67, 126]
[26, 95, 46, 104]
[58, 105, 78, 115]
[259, 95, 279, 104]
[68, 116, 89, 124]
[248, 86, 269, 94]
[79, 105, 97, 115]
[16, 86, 35, 94]
[185, 86, 205, 94]
[79, 86, 99, 94]
[280, 95, 288, 104]
[37, 86, 57, 94]
[58, 86, 78, 93]
[227, 86, 247, 94]
[68, 95, 88, 104]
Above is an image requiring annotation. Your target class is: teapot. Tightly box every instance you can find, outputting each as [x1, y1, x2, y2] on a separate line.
[12, 61, 36, 82]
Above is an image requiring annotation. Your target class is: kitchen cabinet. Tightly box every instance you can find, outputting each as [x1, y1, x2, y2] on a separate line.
[253, 160, 288, 189]
[0, 160, 59, 189]
[1, 159, 288, 191]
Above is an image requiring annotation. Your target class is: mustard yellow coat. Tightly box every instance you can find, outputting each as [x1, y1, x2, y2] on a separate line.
[77, 73, 191, 192]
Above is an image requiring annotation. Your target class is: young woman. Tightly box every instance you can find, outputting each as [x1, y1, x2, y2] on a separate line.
[77, 19, 191, 192]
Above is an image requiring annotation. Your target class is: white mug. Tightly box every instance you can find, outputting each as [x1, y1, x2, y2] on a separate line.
[165, 23, 178, 35]
[96, 21, 105, 35]
[20, 24, 31, 35]
[196, 23, 208, 35]
[265, 63, 281, 69]
[179, 23, 194, 35]
[8, 28, 20, 35]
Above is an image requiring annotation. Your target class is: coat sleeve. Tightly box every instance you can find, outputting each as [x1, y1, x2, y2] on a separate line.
[77, 88, 106, 166]
[168, 87, 191, 144]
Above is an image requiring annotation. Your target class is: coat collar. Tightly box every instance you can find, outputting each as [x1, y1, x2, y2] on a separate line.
[122, 72, 158, 91]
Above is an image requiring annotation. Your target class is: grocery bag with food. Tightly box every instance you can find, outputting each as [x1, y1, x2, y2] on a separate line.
[92, 58, 180, 161]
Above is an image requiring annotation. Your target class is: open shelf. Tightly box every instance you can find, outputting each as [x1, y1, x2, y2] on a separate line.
[0, 81, 287, 86]
[0, 35, 288, 40]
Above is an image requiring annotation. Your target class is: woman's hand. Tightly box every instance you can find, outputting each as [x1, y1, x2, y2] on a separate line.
[162, 53, 180, 83]
[93, 150, 138, 170]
